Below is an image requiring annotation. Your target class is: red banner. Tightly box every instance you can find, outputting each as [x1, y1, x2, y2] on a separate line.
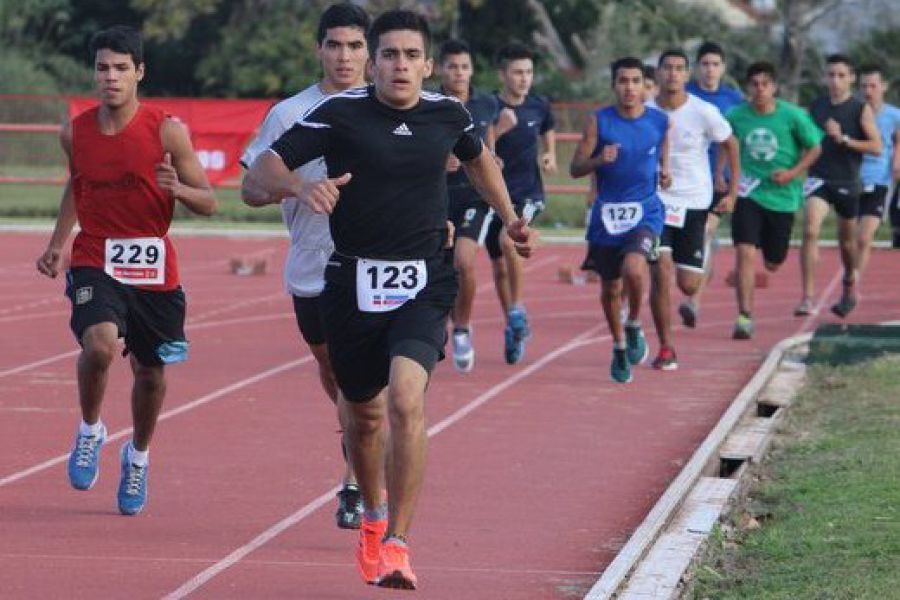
[68, 97, 273, 185]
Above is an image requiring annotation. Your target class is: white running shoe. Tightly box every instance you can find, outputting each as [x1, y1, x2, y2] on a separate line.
[452, 329, 475, 373]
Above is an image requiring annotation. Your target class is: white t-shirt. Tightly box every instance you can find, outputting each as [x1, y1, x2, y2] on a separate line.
[649, 93, 733, 210]
[241, 84, 333, 297]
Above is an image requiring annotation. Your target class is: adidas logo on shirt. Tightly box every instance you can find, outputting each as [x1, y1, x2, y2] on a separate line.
[392, 123, 413, 136]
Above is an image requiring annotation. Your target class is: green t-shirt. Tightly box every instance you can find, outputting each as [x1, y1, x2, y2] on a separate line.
[727, 99, 824, 212]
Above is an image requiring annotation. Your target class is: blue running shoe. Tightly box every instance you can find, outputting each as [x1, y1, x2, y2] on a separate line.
[67, 424, 107, 490]
[624, 324, 649, 365]
[610, 347, 632, 383]
[508, 307, 530, 342]
[117, 442, 148, 516]
[504, 323, 524, 364]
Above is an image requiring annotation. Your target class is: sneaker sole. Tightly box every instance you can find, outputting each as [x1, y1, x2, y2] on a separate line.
[679, 304, 697, 328]
[377, 571, 417, 590]
[653, 362, 679, 371]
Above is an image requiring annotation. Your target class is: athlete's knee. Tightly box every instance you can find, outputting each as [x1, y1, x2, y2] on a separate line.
[454, 248, 477, 275]
[677, 271, 701, 296]
[347, 398, 384, 436]
[80, 330, 117, 368]
[601, 279, 622, 301]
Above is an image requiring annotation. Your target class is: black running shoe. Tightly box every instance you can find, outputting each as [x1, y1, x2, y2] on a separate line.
[336, 484, 363, 530]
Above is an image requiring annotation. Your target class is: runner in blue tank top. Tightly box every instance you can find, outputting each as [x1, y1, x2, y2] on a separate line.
[571, 56, 671, 384]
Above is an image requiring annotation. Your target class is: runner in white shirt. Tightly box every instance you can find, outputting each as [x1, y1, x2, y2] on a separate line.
[647, 49, 739, 370]
[240, 2, 370, 531]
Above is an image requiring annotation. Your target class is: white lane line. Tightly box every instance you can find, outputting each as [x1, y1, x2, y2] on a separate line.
[0, 355, 314, 488]
[162, 325, 602, 599]
[0, 349, 80, 380]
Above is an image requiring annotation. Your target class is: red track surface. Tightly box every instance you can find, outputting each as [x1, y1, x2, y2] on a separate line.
[1, 231, 897, 599]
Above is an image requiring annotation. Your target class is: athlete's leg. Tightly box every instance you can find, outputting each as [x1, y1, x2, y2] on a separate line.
[77, 322, 119, 424]
[128, 356, 166, 452]
[836, 215, 859, 282]
[451, 236, 479, 328]
[490, 257, 512, 315]
[384, 356, 429, 539]
[623, 253, 646, 322]
[601, 277, 625, 346]
[687, 211, 720, 311]
[500, 229, 524, 308]
[675, 267, 703, 298]
[735, 243, 757, 317]
[650, 250, 674, 348]
[799, 195, 830, 302]
[857, 215, 881, 277]
[345, 391, 388, 513]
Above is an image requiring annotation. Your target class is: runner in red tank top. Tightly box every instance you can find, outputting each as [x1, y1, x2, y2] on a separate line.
[35, 25, 217, 516]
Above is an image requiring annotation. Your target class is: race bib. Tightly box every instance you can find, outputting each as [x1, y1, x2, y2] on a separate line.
[601, 202, 643, 235]
[664, 203, 687, 229]
[804, 177, 825, 197]
[104, 237, 165, 285]
[738, 175, 761, 198]
[356, 258, 427, 313]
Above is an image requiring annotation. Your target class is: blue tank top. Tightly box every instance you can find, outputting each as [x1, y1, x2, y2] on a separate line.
[587, 106, 667, 245]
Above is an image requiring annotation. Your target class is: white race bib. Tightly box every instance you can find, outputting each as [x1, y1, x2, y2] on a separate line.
[804, 177, 825, 197]
[104, 237, 165, 285]
[664, 203, 687, 229]
[738, 175, 761, 198]
[601, 202, 644, 235]
[356, 258, 427, 313]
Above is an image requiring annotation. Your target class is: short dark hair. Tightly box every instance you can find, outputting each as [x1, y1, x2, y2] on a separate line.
[368, 9, 431, 55]
[642, 64, 656, 81]
[859, 64, 886, 79]
[745, 61, 777, 82]
[610, 57, 645, 82]
[696, 41, 725, 62]
[439, 39, 471, 65]
[317, 2, 370, 45]
[89, 25, 143, 67]
[496, 43, 533, 69]
[826, 53, 854, 71]
[658, 48, 689, 69]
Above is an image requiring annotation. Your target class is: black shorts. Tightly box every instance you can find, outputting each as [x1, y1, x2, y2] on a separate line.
[292, 294, 326, 346]
[585, 226, 657, 282]
[657, 208, 708, 272]
[321, 252, 457, 403]
[448, 193, 493, 244]
[731, 198, 794, 266]
[810, 181, 861, 220]
[858, 185, 889, 219]
[485, 198, 545, 260]
[65, 267, 187, 367]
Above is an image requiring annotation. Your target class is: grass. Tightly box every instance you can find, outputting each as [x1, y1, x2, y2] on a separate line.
[689, 354, 900, 600]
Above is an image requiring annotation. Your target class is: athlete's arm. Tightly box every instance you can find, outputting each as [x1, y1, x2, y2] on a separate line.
[658, 123, 673, 189]
[716, 135, 740, 213]
[495, 107, 517, 138]
[243, 151, 350, 214]
[36, 122, 76, 279]
[848, 104, 883, 156]
[540, 129, 558, 174]
[570, 115, 608, 178]
[462, 148, 535, 258]
[893, 127, 900, 182]
[771, 144, 822, 185]
[159, 118, 218, 216]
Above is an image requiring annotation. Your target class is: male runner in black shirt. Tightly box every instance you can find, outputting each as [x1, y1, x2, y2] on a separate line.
[242, 9, 533, 590]
[798, 54, 881, 318]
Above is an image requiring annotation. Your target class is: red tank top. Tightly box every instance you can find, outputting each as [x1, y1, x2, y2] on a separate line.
[70, 104, 180, 290]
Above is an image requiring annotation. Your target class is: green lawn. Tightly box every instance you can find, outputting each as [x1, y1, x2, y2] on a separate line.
[690, 354, 900, 599]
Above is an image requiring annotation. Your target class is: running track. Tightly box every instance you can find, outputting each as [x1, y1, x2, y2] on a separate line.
[1, 231, 897, 599]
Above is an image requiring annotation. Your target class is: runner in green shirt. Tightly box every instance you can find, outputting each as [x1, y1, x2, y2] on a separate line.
[726, 61, 823, 339]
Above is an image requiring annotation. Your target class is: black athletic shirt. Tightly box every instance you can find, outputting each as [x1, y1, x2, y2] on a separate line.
[270, 85, 483, 260]
[443, 87, 499, 200]
[809, 95, 866, 185]
[494, 93, 555, 203]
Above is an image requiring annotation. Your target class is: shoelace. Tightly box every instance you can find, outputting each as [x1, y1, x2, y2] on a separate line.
[74, 434, 102, 467]
[123, 463, 146, 496]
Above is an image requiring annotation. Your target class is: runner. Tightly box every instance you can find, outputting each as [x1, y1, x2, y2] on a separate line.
[35, 26, 217, 515]
[570, 56, 670, 383]
[487, 42, 557, 365]
[797, 54, 882, 318]
[242, 10, 534, 589]
[857, 65, 900, 275]
[727, 62, 822, 339]
[240, 2, 370, 531]
[647, 49, 738, 369]
[682, 41, 744, 325]
[437, 38, 502, 373]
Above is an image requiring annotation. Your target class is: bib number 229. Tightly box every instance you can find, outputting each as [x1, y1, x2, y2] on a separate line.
[104, 237, 165, 285]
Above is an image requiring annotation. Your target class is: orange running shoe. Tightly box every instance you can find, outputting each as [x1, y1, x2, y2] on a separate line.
[355, 517, 387, 584]
[376, 539, 418, 590]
